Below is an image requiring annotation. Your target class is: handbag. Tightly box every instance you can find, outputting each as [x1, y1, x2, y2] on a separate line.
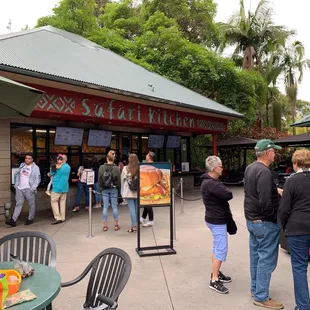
[227, 216, 237, 235]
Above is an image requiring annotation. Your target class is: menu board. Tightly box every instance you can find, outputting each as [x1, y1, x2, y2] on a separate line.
[54, 127, 84, 146]
[87, 130, 112, 147]
[148, 135, 165, 149]
[166, 136, 181, 148]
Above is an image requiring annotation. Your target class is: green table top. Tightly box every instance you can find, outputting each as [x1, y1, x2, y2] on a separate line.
[0, 262, 61, 310]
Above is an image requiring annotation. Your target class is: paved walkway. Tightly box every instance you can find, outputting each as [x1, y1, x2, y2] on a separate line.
[0, 187, 300, 309]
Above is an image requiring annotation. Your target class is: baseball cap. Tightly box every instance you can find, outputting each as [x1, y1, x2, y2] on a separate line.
[255, 139, 282, 151]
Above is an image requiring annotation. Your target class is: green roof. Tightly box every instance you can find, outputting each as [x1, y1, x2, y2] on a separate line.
[291, 115, 310, 127]
[0, 26, 243, 119]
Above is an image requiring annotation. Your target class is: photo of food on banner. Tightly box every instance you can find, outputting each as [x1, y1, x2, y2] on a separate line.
[139, 163, 171, 205]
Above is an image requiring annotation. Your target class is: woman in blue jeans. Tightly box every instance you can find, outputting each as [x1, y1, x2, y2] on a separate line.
[201, 156, 234, 294]
[121, 154, 138, 233]
[279, 149, 310, 310]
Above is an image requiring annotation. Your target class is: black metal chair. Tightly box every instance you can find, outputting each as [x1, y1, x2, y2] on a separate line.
[61, 247, 132, 310]
[0, 231, 57, 268]
[0, 231, 57, 310]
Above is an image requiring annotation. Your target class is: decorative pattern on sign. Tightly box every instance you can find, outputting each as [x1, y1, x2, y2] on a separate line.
[11, 136, 33, 153]
[196, 120, 226, 131]
[37, 95, 75, 113]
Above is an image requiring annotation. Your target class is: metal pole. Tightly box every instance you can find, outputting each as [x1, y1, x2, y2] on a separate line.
[88, 187, 93, 238]
[180, 178, 184, 214]
[172, 188, 176, 241]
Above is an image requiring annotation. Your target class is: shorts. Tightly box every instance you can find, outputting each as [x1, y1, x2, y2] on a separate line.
[206, 222, 228, 262]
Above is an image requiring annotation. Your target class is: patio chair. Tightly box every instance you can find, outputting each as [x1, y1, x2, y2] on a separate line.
[0, 231, 57, 268]
[61, 247, 132, 310]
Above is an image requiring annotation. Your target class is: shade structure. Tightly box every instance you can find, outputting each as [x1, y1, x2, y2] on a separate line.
[291, 115, 310, 127]
[0, 76, 44, 117]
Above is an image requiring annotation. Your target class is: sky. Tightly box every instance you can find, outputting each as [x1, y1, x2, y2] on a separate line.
[0, 0, 309, 102]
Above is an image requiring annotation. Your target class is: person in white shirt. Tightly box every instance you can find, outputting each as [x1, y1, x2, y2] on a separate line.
[6, 154, 41, 227]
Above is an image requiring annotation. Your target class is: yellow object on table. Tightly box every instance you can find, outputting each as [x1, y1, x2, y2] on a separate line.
[0, 271, 21, 296]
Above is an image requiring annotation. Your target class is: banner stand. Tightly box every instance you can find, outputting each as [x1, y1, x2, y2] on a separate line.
[136, 162, 177, 257]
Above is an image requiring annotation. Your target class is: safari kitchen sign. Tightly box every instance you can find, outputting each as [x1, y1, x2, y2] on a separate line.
[31, 86, 227, 133]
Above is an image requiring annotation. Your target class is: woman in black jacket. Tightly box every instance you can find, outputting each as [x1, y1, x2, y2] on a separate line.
[201, 156, 234, 294]
[278, 149, 310, 310]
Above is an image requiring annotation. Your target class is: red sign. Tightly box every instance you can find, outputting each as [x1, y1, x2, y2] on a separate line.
[30, 86, 227, 133]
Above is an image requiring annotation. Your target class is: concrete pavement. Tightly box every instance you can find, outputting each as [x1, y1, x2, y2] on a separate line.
[0, 187, 300, 309]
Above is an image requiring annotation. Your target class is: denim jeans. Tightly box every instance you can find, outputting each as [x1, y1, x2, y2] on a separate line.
[246, 220, 280, 302]
[127, 198, 137, 226]
[102, 188, 118, 221]
[93, 183, 101, 205]
[75, 181, 89, 207]
[287, 235, 310, 310]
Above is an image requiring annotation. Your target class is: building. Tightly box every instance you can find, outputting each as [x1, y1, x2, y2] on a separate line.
[0, 26, 243, 210]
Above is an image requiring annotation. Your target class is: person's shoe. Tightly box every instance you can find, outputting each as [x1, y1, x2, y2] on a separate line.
[218, 271, 232, 283]
[51, 220, 62, 225]
[142, 221, 154, 227]
[140, 217, 146, 224]
[45, 190, 51, 196]
[253, 298, 284, 309]
[93, 204, 100, 209]
[62, 219, 66, 223]
[72, 207, 79, 212]
[24, 220, 33, 225]
[209, 279, 229, 294]
[6, 218, 16, 227]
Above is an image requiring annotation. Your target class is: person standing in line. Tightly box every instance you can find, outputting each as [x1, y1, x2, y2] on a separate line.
[72, 159, 93, 212]
[99, 150, 121, 232]
[50, 154, 71, 225]
[201, 156, 233, 294]
[244, 139, 283, 309]
[140, 151, 155, 227]
[121, 154, 139, 233]
[92, 158, 101, 208]
[6, 154, 41, 226]
[278, 149, 310, 310]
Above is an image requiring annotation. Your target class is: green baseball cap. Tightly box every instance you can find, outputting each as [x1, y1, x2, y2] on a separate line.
[254, 139, 282, 151]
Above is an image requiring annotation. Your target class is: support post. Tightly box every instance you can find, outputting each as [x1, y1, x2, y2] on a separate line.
[172, 188, 176, 241]
[212, 132, 217, 155]
[88, 187, 93, 238]
[180, 178, 184, 214]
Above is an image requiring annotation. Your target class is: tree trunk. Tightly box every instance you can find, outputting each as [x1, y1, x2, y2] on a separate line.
[242, 45, 255, 70]
[292, 97, 296, 135]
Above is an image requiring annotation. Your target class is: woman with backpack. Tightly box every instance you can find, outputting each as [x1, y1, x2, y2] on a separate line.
[99, 150, 121, 232]
[121, 153, 139, 233]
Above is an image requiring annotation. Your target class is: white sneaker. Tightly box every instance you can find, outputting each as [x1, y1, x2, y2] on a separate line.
[142, 221, 154, 227]
[140, 217, 146, 224]
[45, 190, 51, 196]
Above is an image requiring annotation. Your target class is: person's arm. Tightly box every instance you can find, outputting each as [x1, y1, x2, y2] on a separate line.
[77, 166, 83, 177]
[31, 166, 41, 190]
[278, 180, 293, 230]
[256, 169, 273, 211]
[98, 165, 104, 191]
[212, 182, 233, 201]
[121, 167, 126, 188]
[115, 167, 121, 193]
[15, 165, 22, 188]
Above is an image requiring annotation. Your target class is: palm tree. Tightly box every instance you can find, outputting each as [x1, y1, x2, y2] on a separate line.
[219, 0, 293, 71]
[280, 41, 310, 134]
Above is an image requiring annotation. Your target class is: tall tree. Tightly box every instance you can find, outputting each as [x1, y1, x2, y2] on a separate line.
[280, 41, 310, 134]
[220, 0, 293, 71]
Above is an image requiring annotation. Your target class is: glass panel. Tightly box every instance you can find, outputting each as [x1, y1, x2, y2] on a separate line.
[111, 135, 117, 149]
[166, 149, 175, 164]
[50, 129, 68, 153]
[132, 135, 139, 153]
[142, 136, 148, 159]
[37, 155, 49, 188]
[11, 126, 33, 162]
[181, 138, 188, 162]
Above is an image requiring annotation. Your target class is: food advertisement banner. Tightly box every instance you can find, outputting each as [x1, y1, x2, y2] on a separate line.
[139, 162, 172, 206]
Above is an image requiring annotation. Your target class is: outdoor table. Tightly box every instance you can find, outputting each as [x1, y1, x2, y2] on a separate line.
[0, 262, 61, 310]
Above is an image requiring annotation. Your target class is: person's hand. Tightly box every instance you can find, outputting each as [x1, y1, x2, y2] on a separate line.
[30, 188, 36, 193]
[277, 188, 283, 196]
[47, 172, 51, 177]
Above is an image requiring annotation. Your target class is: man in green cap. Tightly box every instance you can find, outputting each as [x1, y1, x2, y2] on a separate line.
[244, 139, 283, 309]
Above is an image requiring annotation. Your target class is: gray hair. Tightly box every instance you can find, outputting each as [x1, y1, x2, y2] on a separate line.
[205, 156, 222, 172]
[255, 150, 269, 158]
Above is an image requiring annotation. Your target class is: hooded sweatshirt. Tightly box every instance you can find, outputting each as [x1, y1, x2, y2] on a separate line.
[200, 173, 233, 224]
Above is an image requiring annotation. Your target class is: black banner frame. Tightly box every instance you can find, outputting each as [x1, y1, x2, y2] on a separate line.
[136, 162, 177, 257]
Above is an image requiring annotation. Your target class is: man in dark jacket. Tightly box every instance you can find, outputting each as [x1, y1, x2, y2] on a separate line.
[244, 139, 283, 309]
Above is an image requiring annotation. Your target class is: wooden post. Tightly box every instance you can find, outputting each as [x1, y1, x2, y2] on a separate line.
[212, 133, 217, 155]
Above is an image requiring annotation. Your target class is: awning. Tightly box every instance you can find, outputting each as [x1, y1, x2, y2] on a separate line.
[0, 76, 44, 117]
[291, 115, 310, 127]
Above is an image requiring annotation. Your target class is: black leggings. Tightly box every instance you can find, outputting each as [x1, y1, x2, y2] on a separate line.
[142, 207, 154, 221]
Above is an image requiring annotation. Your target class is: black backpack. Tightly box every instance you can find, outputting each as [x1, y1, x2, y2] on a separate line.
[102, 168, 114, 189]
[128, 175, 138, 191]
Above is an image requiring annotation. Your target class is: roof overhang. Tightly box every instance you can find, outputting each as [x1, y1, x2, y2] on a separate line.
[0, 65, 244, 121]
[0, 75, 44, 117]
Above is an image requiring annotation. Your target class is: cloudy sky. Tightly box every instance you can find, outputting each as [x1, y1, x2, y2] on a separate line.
[1, 0, 309, 102]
